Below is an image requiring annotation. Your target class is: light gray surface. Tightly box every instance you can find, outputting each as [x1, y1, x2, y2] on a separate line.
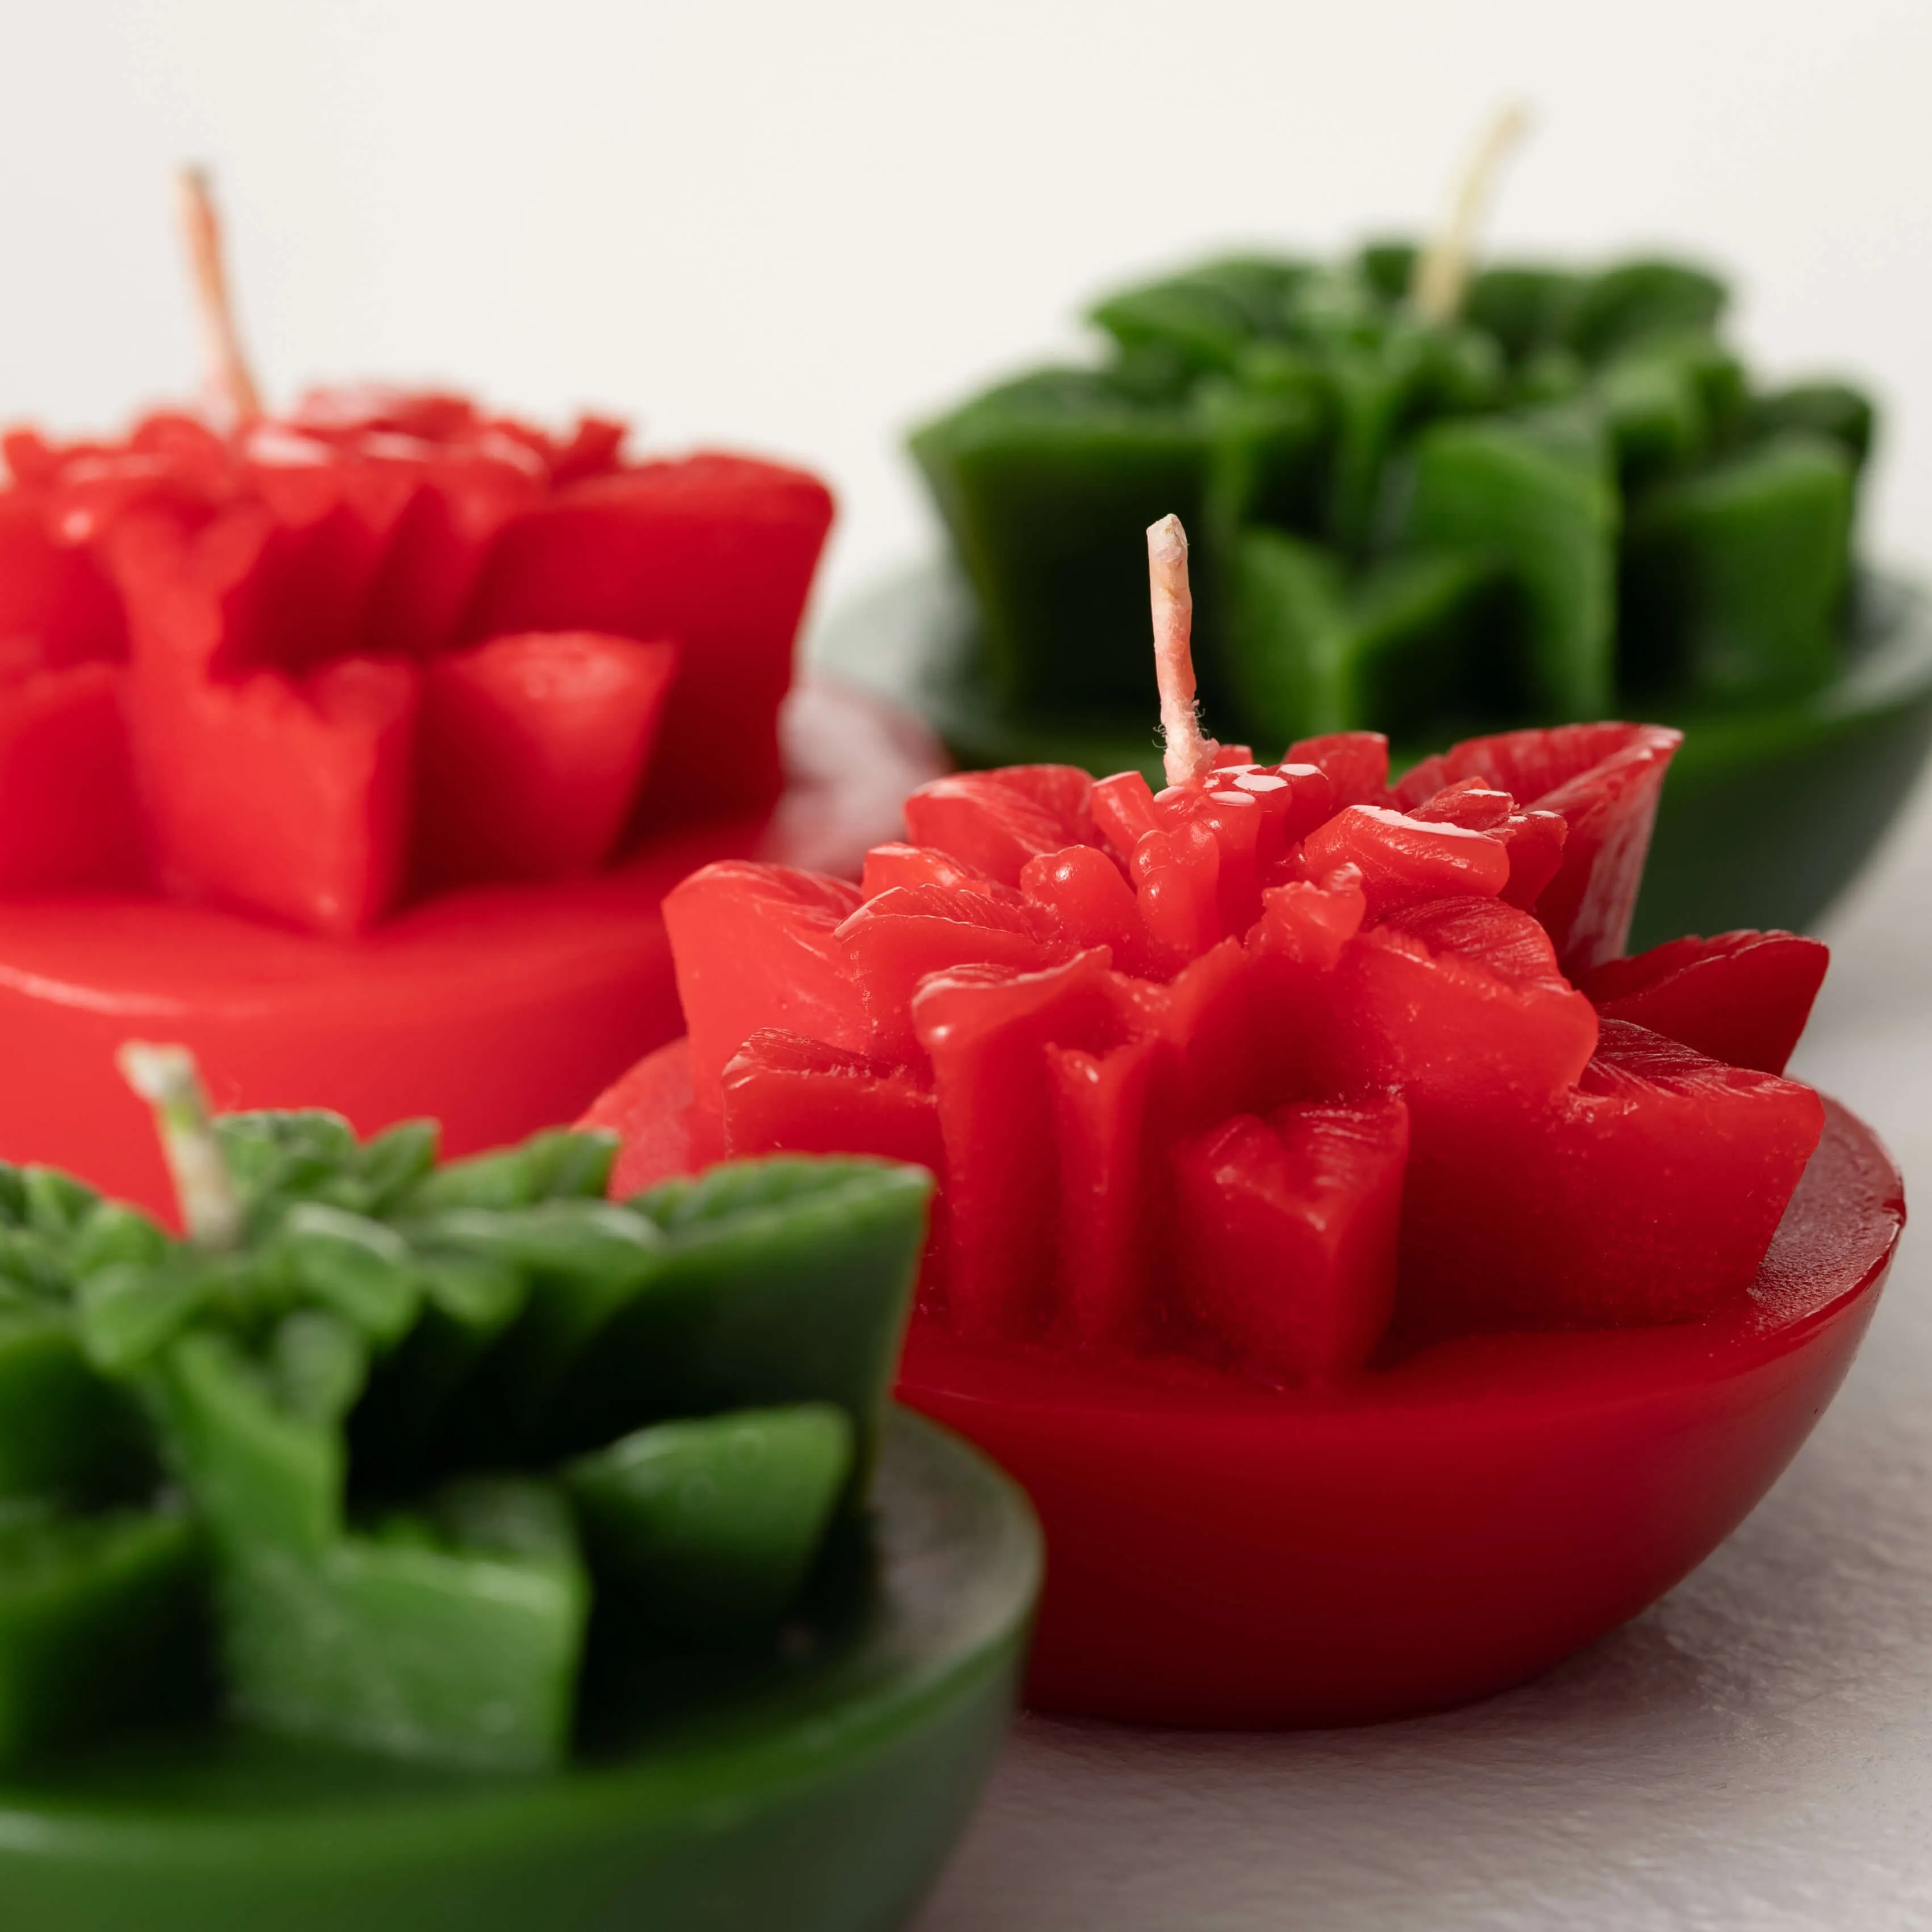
[915, 782, 1932, 1932]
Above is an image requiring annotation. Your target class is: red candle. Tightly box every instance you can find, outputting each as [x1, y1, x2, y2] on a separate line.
[585, 514, 1903, 1726]
[0, 175, 942, 1213]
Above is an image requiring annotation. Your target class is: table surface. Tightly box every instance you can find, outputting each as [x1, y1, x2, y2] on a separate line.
[908, 773, 1932, 1932]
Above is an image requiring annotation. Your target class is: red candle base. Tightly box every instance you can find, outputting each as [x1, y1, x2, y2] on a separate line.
[587, 1046, 1900, 1729]
[0, 680, 942, 1217]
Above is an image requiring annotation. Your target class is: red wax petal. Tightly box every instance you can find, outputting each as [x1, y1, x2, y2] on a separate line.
[1301, 804, 1512, 915]
[415, 629, 677, 885]
[130, 656, 418, 936]
[1021, 844, 1142, 960]
[902, 770, 1086, 886]
[1582, 930, 1829, 1076]
[0, 664, 143, 889]
[1048, 1033, 1159, 1349]
[662, 861, 868, 1116]
[1174, 1098, 1409, 1386]
[462, 455, 834, 825]
[912, 950, 1121, 1341]
[1401, 1019, 1825, 1336]
[1285, 731, 1390, 807]
[861, 842, 1011, 900]
[720, 1028, 942, 1168]
[837, 884, 1073, 1063]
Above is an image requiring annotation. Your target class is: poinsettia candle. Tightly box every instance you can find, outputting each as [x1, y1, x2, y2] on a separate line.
[0, 174, 941, 1213]
[585, 511, 1904, 1728]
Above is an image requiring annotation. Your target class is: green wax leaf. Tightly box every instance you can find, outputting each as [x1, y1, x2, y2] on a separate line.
[553, 1158, 932, 1472]
[402, 1128, 618, 1213]
[156, 1322, 362, 1555]
[68, 1200, 170, 1277]
[75, 1255, 224, 1376]
[217, 1111, 360, 1218]
[911, 370, 1216, 713]
[1622, 432, 1855, 704]
[1200, 353, 1330, 541]
[0, 1501, 206, 1772]
[219, 1477, 588, 1772]
[0, 1313, 152, 1501]
[1088, 256, 1311, 382]
[425, 1201, 666, 1459]
[1357, 239, 1418, 306]
[266, 1203, 419, 1347]
[566, 1404, 854, 1643]
[1404, 407, 1620, 718]
[21, 1166, 99, 1240]
[1747, 381, 1876, 471]
[1230, 535, 1501, 745]
[349, 1253, 528, 1485]
[1568, 259, 1729, 361]
[0, 1166, 26, 1227]
[1466, 265, 1584, 363]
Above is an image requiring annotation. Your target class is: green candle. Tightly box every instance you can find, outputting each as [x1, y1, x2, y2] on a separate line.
[0, 1051, 932, 1774]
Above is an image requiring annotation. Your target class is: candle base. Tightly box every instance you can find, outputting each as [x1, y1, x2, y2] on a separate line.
[0, 679, 941, 1217]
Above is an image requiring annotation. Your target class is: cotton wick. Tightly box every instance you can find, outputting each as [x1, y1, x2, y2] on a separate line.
[1409, 105, 1530, 327]
[117, 1042, 244, 1250]
[174, 165, 264, 431]
[1147, 514, 1219, 787]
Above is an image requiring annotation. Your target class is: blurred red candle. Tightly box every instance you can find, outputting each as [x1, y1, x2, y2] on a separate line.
[0, 177, 938, 1212]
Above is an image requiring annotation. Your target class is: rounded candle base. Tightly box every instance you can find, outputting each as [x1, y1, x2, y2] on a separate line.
[589, 1045, 1902, 1730]
[0, 1407, 1040, 1932]
[0, 679, 943, 1216]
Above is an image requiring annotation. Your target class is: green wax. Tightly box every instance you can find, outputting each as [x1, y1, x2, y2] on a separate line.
[156, 1317, 366, 1556]
[0, 1313, 148, 1502]
[566, 1404, 854, 1643]
[1466, 265, 1584, 364]
[220, 1478, 588, 1773]
[910, 372, 1215, 712]
[1199, 352, 1330, 543]
[554, 1160, 933, 1473]
[1566, 258, 1728, 361]
[1747, 381, 1876, 471]
[0, 1501, 204, 1770]
[1404, 407, 1620, 718]
[1230, 534, 1500, 744]
[1622, 432, 1855, 703]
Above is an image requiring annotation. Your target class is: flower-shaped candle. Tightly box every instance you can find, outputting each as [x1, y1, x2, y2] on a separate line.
[590, 515, 1904, 1726]
[0, 178, 940, 1214]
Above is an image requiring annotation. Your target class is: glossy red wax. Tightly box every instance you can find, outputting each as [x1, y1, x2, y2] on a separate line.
[0, 680, 942, 1217]
[590, 1047, 1900, 1727]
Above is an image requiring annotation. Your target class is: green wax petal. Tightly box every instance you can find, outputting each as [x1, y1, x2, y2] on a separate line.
[910, 371, 1216, 713]
[557, 1159, 933, 1474]
[217, 1111, 360, 1219]
[1567, 259, 1729, 361]
[67, 1200, 169, 1278]
[219, 1478, 587, 1772]
[266, 1203, 419, 1347]
[1466, 265, 1584, 363]
[1088, 256, 1312, 379]
[1230, 535, 1501, 745]
[1404, 408, 1619, 718]
[566, 1405, 853, 1644]
[1200, 356, 1330, 541]
[402, 1128, 617, 1213]
[1622, 433, 1855, 704]
[155, 1322, 363, 1555]
[0, 1501, 205, 1771]
[1356, 239, 1418, 306]
[20, 1167, 99, 1240]
[0, 1314, 151, 1502]
[1747, 382, 1876, 471]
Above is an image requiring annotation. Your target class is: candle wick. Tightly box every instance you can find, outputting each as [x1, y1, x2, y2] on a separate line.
[1147, 514, 1219, 788]
[1409, 105, 1530, 327]
[174, 165, 265, 431]
[117, 1041, 244, 1250]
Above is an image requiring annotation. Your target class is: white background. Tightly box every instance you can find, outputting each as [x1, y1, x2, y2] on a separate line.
[1, 0, 1927, 621]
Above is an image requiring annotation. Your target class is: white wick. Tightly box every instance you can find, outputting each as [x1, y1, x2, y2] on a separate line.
[174, 165, 264, 430]
[1148, 514, 1219, 788]
[1410, 105, 1531, 327]
[117, 1042, 244, 1250]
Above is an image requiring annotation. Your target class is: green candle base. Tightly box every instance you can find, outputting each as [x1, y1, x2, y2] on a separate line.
[0, 1408, 1039, 1932]
[814, 564, 1932, 949]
